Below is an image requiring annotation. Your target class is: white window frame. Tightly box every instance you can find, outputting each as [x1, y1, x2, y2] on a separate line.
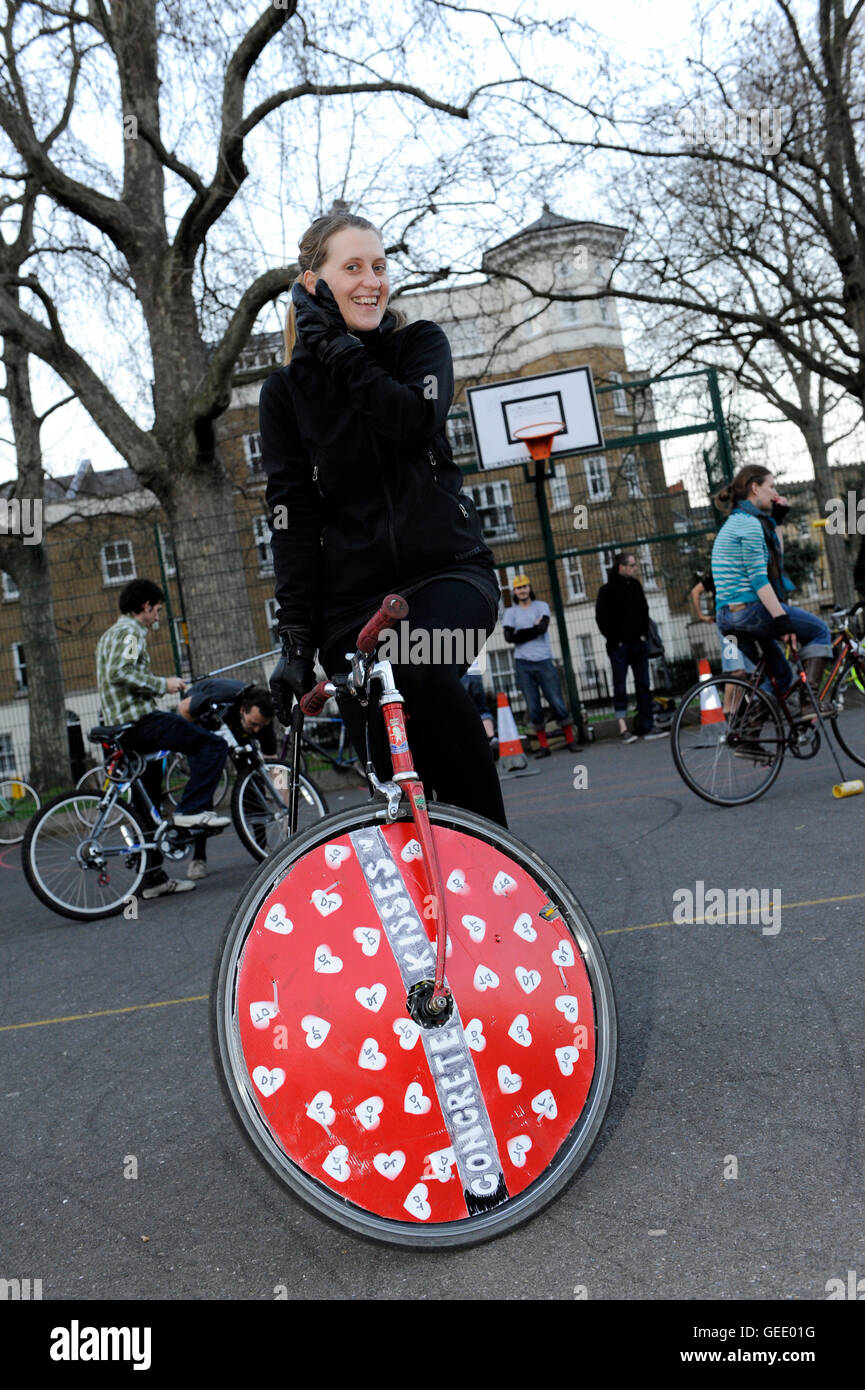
[264, 597, 279, 640]
[12, 642, 27, 694]
[639, 544, 658, 590]
[599, 297, 611, 324]
[0, 731, 15, 776]
[100, 540, 135, 587]
[253, 515, 274, 576]
[549, 469, 571, 511]
[558, 298, 580, 325]
[244, 432, 264, 475]
[599, 546, 618, 581]
[157, 527, 177, 577]
[622, 453, 642, 499]
[2, 571, 19, 602]
[464, 480, 519, 542]
[446, 414, 476, 456]
[609, 372, 629, 415]
[563, 555, 586, 601]
[576, 633, 599, 683]
[584, 455, 610, 502]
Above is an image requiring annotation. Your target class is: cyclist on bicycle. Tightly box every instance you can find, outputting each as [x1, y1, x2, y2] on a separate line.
[95, 579, 230, 899]
[711, 466, 834, 717]
[177, 680, 276, 879]
[262, 209, 506, 827]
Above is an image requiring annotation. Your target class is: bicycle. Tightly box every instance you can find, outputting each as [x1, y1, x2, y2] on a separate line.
[212, 595, 617, 1248]
[0, 776, 40, 845]
[295, 713, 368, 784]
[671, 601, 865, 806]
[23, 719, 328, 921]
[76, 748, 231, 810]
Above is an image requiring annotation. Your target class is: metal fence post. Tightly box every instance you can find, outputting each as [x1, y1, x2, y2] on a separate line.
[531, 457, 585, 736]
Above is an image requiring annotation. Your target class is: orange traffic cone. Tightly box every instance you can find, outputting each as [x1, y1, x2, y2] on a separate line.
[496, 692, 528, 770]
[697, 658, 724, 724]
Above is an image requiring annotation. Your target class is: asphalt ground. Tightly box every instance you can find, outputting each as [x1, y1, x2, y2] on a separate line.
[2, 735, 864, 1320]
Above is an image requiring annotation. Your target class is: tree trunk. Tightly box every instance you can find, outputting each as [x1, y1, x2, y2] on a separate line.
[800, 415, 854, 607]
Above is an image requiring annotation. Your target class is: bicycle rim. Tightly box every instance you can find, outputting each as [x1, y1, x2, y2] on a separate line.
[23, 793, 147, 920]
[212, 802, 617, 1248]
[0, 779, 40, 845]
[672, 676, 784, 806]
[829, 659, 865, 769]
[232, 765, 328, 861]
[167, 755, 230, 809]
[74, 768, 130, 828]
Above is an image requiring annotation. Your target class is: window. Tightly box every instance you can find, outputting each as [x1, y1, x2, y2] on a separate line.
[584, 456, 610, 502]
[487, 648, 520, 709]
[599, 297, 611, 324]
[576, 633, 599, 685]
[101, 540, 135, 586]
[2, 571, 19, 601]
[599, 547, 617, 581]
[157, 527, 177, 577]
[464, 481, 518, 541]
[563, 555, 586, 601]
[524, 306, 546, 337]
[446, 321, 483, 358]
[621, 453, 642, 499]
[549, 470, 570, 511]
[0, 732, 14, 776]
[253, 515, 274, 575]
[639, 544, 658, 590]
[558, 299, 580, 325]
[172, 618, 192, 678]
[609, 372, 629, 415]
[12, 642, 27, 694]
[238, 342, 281, 372]
[264, 598, 280, 641]
[244, 432, 264, 476]
[446, 414, 476, 456]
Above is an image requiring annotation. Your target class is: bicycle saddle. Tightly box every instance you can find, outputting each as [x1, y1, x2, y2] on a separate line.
[88, 722, 135, 743]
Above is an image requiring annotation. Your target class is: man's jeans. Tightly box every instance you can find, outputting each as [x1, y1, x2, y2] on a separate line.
[609, 640, 655, 735]
[515, 657, 572, 731]
[716, 602, 832, 688]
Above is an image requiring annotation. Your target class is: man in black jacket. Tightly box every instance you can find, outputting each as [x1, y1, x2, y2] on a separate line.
[595, 553, 668, 742]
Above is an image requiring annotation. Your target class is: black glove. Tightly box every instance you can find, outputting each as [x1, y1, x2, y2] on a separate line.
[771, 499, 791, 524]
[291, 282, 363, 368]
[771, 614, 794, 641]
[270, 629, 316, 723]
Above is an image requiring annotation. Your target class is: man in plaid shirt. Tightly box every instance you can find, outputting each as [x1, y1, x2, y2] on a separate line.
[96, 578, 230, 899]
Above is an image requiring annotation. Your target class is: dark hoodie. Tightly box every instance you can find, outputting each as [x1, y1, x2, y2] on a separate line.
[595, 569, 650, 648]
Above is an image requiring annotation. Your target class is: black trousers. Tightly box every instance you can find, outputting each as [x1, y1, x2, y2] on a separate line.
[321, 579, 507, 828]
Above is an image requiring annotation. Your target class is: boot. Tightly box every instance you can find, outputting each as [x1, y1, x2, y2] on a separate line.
[799, 658, 836, 720]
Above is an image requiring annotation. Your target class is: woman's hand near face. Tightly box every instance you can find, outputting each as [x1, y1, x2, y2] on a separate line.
[291, 282, 361, 368]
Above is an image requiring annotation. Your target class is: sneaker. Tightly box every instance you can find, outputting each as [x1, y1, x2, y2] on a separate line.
[172, 810, 231, 829]
[141, 877, 196, 899]
[620, 730, 638, 744]
[643, 729, 670, 740]
[187, 860, 207, 880]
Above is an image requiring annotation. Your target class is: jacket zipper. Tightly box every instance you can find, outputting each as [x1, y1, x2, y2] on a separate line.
[428, 447, 468, 518]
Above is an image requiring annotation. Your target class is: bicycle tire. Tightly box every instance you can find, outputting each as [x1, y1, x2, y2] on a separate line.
[231, 763, 329, 861]
[166, 753, 230, 809]
[671, 675, 785, 806]
[829, 658, 865, 769]
[212, 801, 617, 1248]
[74, 767, 132, 827]
[23, 791, 149, 921]
[0, 778, 41, 845]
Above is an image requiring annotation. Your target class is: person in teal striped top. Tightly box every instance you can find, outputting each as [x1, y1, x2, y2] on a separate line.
[711, 466, 833, 716]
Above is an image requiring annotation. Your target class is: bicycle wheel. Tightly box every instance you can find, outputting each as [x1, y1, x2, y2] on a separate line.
[231, 764, 329, 861]
[212, 801, 617, 1248]
[671, 675, 784, 806]
[23, 792, 148, 921]
[74, 767, 131, 827]
[0, 779, 40, 845]
[829, 658, 865, 768]
[166, 753, 230, 809]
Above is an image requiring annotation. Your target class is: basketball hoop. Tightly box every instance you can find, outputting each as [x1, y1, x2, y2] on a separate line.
[512, 421, 565, 462]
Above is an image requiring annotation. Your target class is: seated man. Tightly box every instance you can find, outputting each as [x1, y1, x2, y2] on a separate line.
[178, 679, 276, 878]
[95, 579, 230, 899]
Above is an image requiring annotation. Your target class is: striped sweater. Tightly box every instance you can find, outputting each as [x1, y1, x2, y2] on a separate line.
[711, 510, 772, 606]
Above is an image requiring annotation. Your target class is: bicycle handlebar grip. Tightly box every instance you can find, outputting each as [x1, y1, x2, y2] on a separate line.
[357, 594, 409, 654]
[300, 681, 335, 716]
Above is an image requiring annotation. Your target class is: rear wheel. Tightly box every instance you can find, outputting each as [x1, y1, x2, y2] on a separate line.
[23, 792, 148, 921]
[671, 675, 784, 806]
[829, 658, 865, 768]
[231, 763, 328, 861]
[0, 778, 40, 845]
[166, 753, 230, 808]
[212, 801, 617, 1248]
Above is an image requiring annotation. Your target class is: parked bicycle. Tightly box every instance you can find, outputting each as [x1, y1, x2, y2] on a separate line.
[0, 777, 40, 845]
[23, 714, 328, 921]
[212, 595, 617, 1248]
[76, 749, 232, 811]
[671, 601, 865, 806]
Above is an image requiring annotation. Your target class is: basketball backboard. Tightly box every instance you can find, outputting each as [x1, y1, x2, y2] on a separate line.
[465, 366, 604, 470]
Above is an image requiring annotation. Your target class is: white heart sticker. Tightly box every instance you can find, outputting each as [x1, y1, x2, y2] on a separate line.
[301, 1015, 331, 1049]
[373, 1150, 406, 1180]
[473, 964, 500, 992]
[464, 1018, 486, 1052]
[404, 1081, 432, 1115]
[555, 995, 579, 1023]
[492, 870, 517, 896]
[552, 938, 575, 968]
[353, 927, 381, 957]
[354, 1095, 384, 1130]
[556, 1046, 579, 1076]
[313, 944, 343, 974]
[403, 1182, 432, 1220]
[322, 1145, 350, 1183]
[531, 1088, 558, 1120]
[358, 1037, 386, 1070]
[497, 1064, 522, 1094]
[324, 843, 351, 867]
[425, 1146, 456, 1183]
[264, 904, 293, 935]
[513, 912, 537, 943]
[507, 1135, 533, 1168]
[311, 889, 343, 916]
[401, 839, 423, 862]
[306, 1090, 335, 1128]
[516, 966, 542, 994]
[508, 1014, 533, 1047]
[252, 1066, 285, 1096]
[461, 914, 486, 942]
[355, 982, 387, 1013]
[392, 1018, 420, 1050]
[446, 869, 468, 894]
[249, 1000, 278, 1030]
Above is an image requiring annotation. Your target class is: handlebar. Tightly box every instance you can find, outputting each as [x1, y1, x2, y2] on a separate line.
[299, 593, 409, 715]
